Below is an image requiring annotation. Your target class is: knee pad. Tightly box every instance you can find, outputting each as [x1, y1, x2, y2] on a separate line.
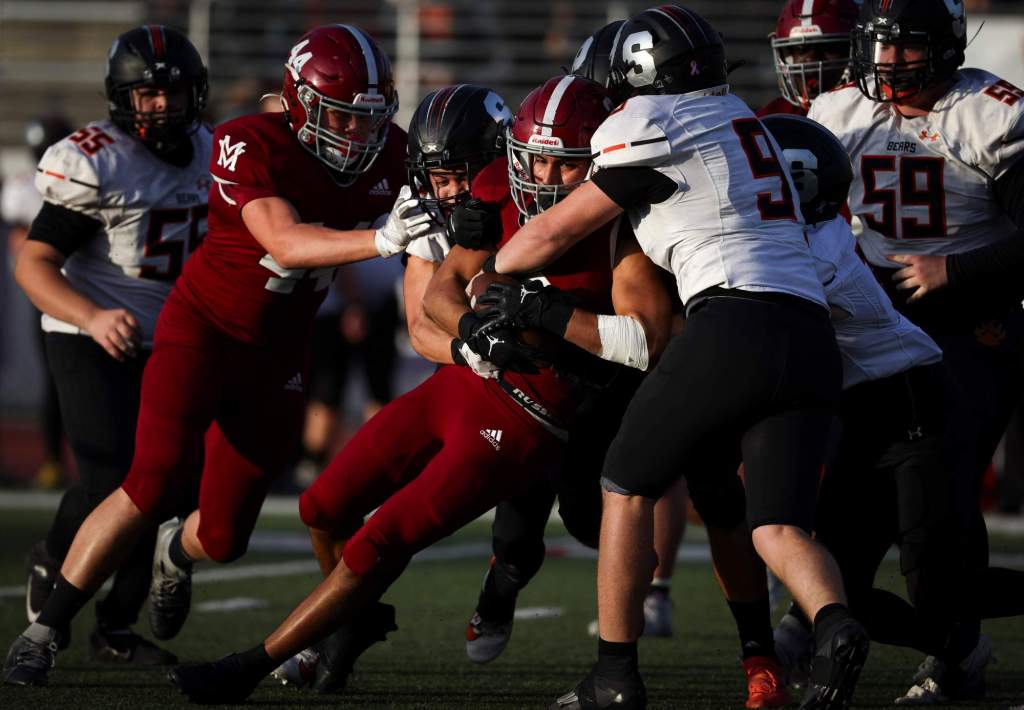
[342, 533, 381, 576]
[299, 489, 363, 538]
[559, 503, 601, 549]
[687, 476, 746, 529]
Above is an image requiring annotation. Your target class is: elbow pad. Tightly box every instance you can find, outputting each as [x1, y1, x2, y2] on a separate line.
[597, 314, 649, 371]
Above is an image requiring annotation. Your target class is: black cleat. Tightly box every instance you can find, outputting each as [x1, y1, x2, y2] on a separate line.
[549, 668, 647, 710]
[24, 541, 58, 624]
[2, 630, 62, 686]
[89, 625, 178, 665]
[169, 653, 264, 704]
[799, 618, 869, 710]
[149, 518, 192, 641]
[310, 601, 398, 693]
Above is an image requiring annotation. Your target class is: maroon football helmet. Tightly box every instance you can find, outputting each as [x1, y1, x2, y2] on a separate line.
[507, 75, 613, 218]
[281, 24, 398, 184]
[770, 0, 859, 108]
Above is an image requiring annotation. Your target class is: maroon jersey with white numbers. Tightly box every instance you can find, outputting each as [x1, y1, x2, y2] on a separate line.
[471, 157, 616, 424]
[174, 111, 407, 345]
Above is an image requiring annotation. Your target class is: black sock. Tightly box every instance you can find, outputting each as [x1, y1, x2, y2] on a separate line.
[477, 560, 522, 622]
[37, 573, 91, 634]
[788, 602, 812, 630]
[727, 597, 775, 659]
[238, 643, 277, 677]
[812, 603, 852, 650]
[168, 527, 194, 570]
[596, 638, 638, 679]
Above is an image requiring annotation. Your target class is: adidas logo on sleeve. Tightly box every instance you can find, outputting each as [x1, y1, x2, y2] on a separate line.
[284, 373, 304, 392]
[479, 429, 503, 450]
[368, 178, 392, 196]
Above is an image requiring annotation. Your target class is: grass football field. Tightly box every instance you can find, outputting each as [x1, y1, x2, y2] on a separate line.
[1, 504, 1022, 709]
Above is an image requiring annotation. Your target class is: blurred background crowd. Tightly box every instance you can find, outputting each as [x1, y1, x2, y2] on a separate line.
[1, 0, 1023, 508]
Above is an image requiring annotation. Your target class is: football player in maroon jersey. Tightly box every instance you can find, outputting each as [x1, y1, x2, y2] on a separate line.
[164, 75, 673, 705]
[758, 0, 859, 117]
[2, 24, 438, 687]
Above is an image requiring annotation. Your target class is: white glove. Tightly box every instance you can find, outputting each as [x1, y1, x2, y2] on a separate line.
[374, 185, 443, 258]
[456, 340, 501, 380]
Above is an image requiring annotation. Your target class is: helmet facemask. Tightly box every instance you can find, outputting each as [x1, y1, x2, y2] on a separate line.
[407, 160, 481, 234]
[772, 34, 852, 108]
[507, 131, 594, 220]
[853, 25, 961, 103]
[108, 73, 205, 154]
[293, 83, 397, 185]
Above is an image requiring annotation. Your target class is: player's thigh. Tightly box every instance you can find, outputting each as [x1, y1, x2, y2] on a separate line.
[121, 331, 223, 517]
[299, 371, 450, 532]
[44, 333, 147, 502]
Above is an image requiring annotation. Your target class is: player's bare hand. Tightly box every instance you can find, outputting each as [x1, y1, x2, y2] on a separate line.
[888, 253, 948, 302]
[87, 308, 142, 361]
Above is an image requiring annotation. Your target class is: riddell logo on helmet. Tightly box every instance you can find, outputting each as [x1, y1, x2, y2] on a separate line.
[354, 93, 386, 106]
[528, 134, 564, 148]
[788, 25, 824, 37]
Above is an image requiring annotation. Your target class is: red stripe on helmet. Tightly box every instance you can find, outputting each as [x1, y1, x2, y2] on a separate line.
[146, 25, 166, 60]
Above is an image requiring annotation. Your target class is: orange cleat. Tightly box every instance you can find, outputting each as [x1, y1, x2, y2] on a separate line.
[743, 655, 793, 709]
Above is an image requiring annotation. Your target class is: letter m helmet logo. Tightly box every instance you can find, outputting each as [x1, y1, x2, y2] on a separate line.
[217, 134, 246, 172]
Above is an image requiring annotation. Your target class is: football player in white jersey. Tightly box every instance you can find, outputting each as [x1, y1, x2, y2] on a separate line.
[808, 0, 1024, 700]
[5, 26, 210, 675]
[491, 6, 865, 710]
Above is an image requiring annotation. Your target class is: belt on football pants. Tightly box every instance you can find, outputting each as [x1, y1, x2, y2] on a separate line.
[496, 376, 569, 441]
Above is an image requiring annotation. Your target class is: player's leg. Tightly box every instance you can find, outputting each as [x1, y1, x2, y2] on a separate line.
[467, 482, 556, 663]
[3, 324, 217, 685]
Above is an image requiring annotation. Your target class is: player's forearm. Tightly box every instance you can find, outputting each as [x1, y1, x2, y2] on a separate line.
[410, 309, 457, 364]
[422, 273, 472, 338]
[562, 309, 602, 356]
[15, 254, 100, 332]
[493, 208, 577, 275]
[272, 225, 380, 270]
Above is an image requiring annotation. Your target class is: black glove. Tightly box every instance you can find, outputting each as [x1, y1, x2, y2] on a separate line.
[476, 280, 576, 337]
[448, 198, 503, 250]
[457, 312, 540, 374]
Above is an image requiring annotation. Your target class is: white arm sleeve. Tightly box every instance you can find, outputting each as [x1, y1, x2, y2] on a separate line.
[597, 314, 649, 371]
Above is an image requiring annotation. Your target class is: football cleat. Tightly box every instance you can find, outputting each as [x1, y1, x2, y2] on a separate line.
[89, 625, 177, 665]
[774, 611, 814, 688]
[25, 541, 58, 624]
[301, 602, 397, 694]
[169, 653, 264, 704]
[549, 668, 647, 710]
[271, 646, 320, 688]
[896, 633, 992, 705]
[743, 655, 793, 709]
[148, 517, 192, 641]
[798, 618, 869, 710]
[641, 589, 673, 638]
[2, 628, 62, 686]
[465, 611, 513, 664]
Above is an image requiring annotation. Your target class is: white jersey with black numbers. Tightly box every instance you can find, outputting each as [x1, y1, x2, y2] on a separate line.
[809, 216, 941, 389]
[808, 70, 1024, 269]
[34, 119, 212, 346]
[591, 90, 827, 308]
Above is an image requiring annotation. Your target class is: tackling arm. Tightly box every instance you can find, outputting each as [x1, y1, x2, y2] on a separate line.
[404, 254, 457, 364]
[492, 181, 623, 275]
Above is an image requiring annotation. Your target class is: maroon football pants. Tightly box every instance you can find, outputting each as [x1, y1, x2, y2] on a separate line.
[299, 365, 564, 575]
[121, 296, 306, 562]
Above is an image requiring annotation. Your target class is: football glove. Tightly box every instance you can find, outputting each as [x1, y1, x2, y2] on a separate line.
[375, 185, 443, 258]
[450, 339, 501, 379]
[457, 312, 540, 374]
[476, 280, 576, 337]
[448, 198, 503, 250]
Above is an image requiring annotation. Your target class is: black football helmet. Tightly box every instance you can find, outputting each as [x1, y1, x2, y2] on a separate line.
[407, 84, 512, 231]
[852, 0, 967, 103]
[607, 5, 728, 103]
[25, 115, 72, 161]
[569, 20, 625, 87]
[761, 114, 852, 225]
[105, 25, 208, 153]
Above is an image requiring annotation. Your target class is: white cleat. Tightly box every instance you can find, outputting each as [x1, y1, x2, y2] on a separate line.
[773, 611, 814, 689]
[148, 518, 192, 641]
[271, 647, 320, 688]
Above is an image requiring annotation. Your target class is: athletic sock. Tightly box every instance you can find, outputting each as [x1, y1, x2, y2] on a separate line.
[727, 597, 775, 659]
[649, 578, 671, 596]
[596, 638, 638, 679]
[36, 573, 90, 635]
[788, 601, 812, 630]
[238, 643, 277, 677]
[168, 526, 195, 571]
[477, 560, 522, 622]
[812, 602, 852, 650]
